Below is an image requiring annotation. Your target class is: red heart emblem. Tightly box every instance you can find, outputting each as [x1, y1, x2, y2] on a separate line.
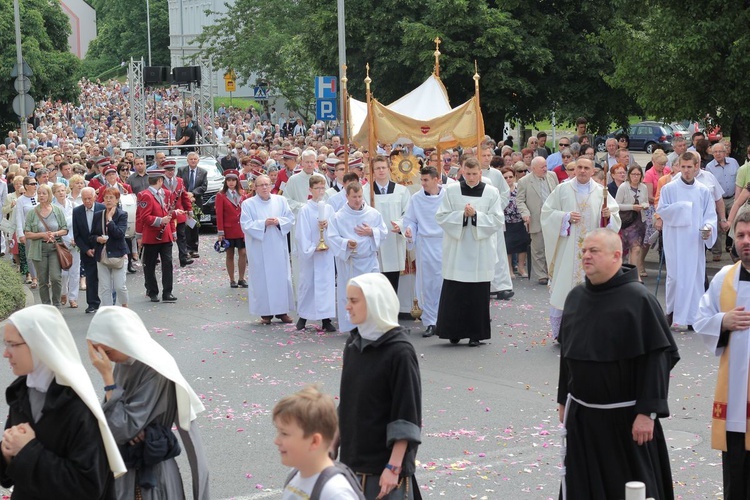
[420, 126, 430, 134]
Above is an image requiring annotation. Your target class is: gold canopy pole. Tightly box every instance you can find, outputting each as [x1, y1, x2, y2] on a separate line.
[474, 60, 482, 155]
[341, 64, 350, 172]
[365, 63, 376, 207]
[433, 37, 441, 77]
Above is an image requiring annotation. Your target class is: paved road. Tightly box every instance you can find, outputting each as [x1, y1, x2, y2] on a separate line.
[0, 212, 730, 499]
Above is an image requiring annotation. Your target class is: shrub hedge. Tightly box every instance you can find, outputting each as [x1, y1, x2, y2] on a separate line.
[0, 259, 26, 321]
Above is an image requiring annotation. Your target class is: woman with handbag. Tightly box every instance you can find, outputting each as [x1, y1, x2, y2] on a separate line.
[92, 187, 129, 308]
[615, 165, 649, 277]
[53, 182, 80, 308]
[22, 184, 68, 306]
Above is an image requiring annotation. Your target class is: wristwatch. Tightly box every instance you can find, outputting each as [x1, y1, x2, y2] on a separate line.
[384, 463, 401, 475]
[649, 412, 657, 420]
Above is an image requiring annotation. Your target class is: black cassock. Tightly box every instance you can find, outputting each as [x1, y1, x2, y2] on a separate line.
[557, 265, 679, 500]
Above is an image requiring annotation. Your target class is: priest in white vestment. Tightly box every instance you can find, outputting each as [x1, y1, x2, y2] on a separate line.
[541, 158, 621, 339]
[658, 153, 717, 328]
[403, 166, 445, 337]
[435, 158, 504, 346]
[240, 175, 296, 324]
[694, 211, 750, 498]
[370, 156, 411, 293]
[481, 146, 515, 300]
[328, 182, 387, 333]
[294, 176, 337, 332]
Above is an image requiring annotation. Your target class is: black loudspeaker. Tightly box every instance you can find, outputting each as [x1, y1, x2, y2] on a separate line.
[144, 66, 168, 84]
[172, 66, 201, 84]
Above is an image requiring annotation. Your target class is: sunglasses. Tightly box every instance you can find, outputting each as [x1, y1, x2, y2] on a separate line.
[562, 154, 572, 158]
[27, 182, 38, 186]
[565, 168, 575, 172]
[559, 143, 570, 147]
[516, 169, 528, 173]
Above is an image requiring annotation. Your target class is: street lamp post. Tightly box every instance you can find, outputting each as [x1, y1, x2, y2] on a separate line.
[146, 0, 152, 66]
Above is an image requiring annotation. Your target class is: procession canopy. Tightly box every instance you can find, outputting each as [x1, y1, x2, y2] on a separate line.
[349, 73, 485, 150]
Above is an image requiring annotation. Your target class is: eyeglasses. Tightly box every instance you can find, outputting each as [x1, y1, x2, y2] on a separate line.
[27, 182, 38, 186]
[516, 169, 528, 173]
[4, 341, 26, 350]
[562, 155, 572, 159]
[559, 143, 570, 147]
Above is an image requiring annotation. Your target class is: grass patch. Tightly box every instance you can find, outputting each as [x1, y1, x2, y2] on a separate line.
[0, 259, 26, 321]
[214, 97, 262, 112]
[524, 116, 650, 134]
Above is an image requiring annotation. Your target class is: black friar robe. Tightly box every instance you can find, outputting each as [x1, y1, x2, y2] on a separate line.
[557, 265, 680, 500]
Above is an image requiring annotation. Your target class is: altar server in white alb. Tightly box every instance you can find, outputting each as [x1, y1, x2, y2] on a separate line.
[403, 166, 445, 338]
[658, 151, 717, 330]
[480, 145, 514, 300]
[541, 157, 620, 340]
[695, 211, 750, 499]
[435, 157, 504, 347]
[327, 182, 387, 333]
[240, 174, 296, 325]
[326, 159, 370, 213]
[370, 155, 411, 294]
[294, 175, 337, 333]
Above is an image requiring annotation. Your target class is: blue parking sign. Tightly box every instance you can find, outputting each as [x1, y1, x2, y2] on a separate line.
[316, 99, 337, 121]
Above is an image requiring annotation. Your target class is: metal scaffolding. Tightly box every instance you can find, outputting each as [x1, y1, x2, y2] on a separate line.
[197, 58, 216, 157]
[128, 57, 147, 150]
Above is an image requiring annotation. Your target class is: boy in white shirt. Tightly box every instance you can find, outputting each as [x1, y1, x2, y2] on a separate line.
[274, 386, 362, 499]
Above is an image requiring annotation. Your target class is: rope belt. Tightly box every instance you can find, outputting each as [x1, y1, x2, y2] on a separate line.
[560, 393, 636, 500]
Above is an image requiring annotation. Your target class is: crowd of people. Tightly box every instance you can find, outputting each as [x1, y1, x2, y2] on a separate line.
[5, 78, 750, 498]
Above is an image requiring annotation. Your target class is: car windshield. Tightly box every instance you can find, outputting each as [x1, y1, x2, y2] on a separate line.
[169, 157, 224, 178]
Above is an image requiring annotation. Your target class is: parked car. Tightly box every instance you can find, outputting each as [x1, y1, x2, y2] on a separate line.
[675, 119, 723, 144]
[594, 121, 674, 154]
[668, 122, 692, 139]
[166, 156, 224, 227]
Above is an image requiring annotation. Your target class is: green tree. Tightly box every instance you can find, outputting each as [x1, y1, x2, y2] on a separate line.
[602, 1, 750, 157]
[193, 0, 318, 121]
[83, 0, 170, 78]
[0, 0, 80, 134]
[299, 0, 642, 139]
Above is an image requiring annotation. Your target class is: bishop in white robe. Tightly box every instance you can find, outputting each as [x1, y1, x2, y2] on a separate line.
[403, 169, 445, 336]
[328, 185, 387, 332]
[240, 178, 295, 322]
[434, 160, 504, 346]
[658, 163, 717, 328]
[541, 158, 620, 339]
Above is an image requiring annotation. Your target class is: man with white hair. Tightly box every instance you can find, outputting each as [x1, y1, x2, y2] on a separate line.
[282, 149, 326, 215]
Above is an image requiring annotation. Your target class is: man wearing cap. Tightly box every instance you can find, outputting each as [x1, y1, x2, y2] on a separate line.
[239, 155, 265, 182]
[136, 169, 177, 303]
[88, 157, 111, 193]
[162, 159, 193, 267]
[96, 166, 133, 203]
[177, 152, 208, 259]
[273, 150, 298, 194]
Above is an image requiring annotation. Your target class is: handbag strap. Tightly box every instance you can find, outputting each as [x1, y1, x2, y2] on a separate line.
[102, 209, 108, 235]
[36, 207, 61, 244]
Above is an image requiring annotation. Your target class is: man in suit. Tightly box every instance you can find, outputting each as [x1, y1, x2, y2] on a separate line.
[516, 156, 559, 284]
[72, 187, 105, 312]
[177, 152, 207, 258]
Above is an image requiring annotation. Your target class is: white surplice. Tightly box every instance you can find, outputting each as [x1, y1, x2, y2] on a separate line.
[657, 178, 717, 325]
[436, 182, 504, 283]
[240, 195, 295, 316]
[327, 203, 387, 332]
[372, 182, 411, 273]
[695, 265, 750, 432]
[483, 168, 514, 293]
[541, 179, 621, 310]
[403, 186, 446, 326]
[294, 200, 336, 320]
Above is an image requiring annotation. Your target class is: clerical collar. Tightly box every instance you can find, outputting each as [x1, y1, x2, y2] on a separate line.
[680, 176, 695, 185]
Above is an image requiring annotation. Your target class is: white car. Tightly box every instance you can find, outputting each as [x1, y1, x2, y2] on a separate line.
[166, 156, 225, 224]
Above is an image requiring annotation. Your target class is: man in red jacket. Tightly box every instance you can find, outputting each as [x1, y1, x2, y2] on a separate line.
[162, 159, 193, 267]
[136, 169, 177, 302]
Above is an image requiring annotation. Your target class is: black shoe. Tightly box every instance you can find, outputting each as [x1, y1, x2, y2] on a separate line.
[149, 295, 161, 303]
[538, 278, 549, 285]
[422, 325, 435, 338]
[322, 319, 337, 333]
[162, 294, 177, 302]
[127, 265, 136, 274]
[180, 259, 194, 267]
[190, 252, 200, 259]
[497, 290, 515, 300]
[468, 339, 481, 347]
[296, 318, 306, 330]
[230, 280, 238, 288]
[237, 279, 248, 288]
[687, 324, 694, 331]
[85, 306, 98, 313]
[449, 338, 460, 344]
